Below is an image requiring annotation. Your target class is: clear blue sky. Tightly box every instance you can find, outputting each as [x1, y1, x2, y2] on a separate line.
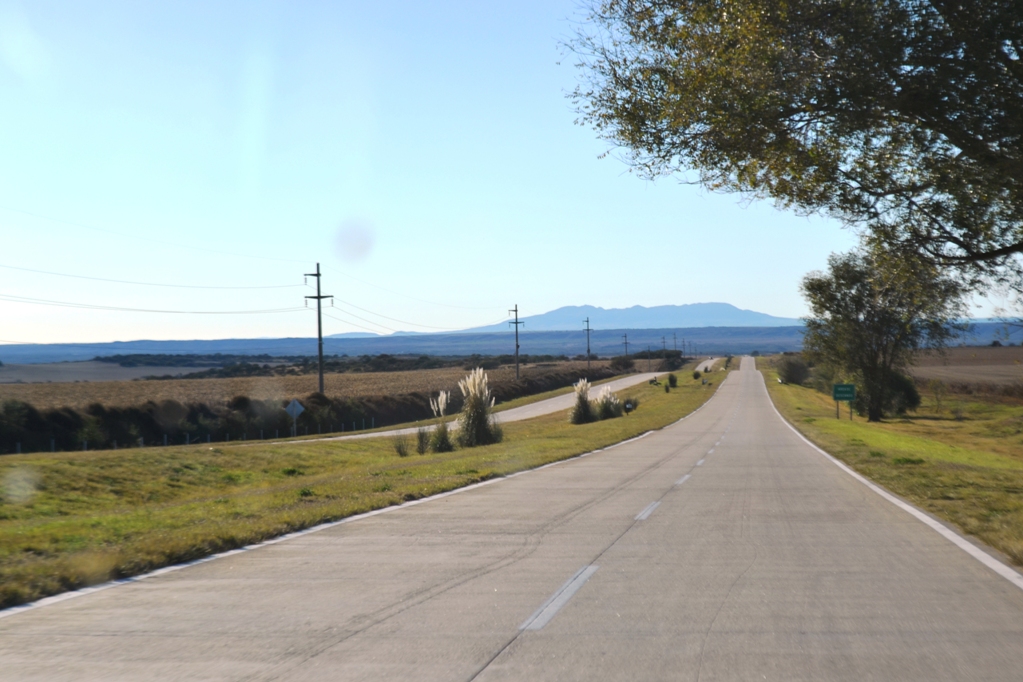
[4, 0, 988, 345]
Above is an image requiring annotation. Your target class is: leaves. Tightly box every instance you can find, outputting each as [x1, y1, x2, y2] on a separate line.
[570, 0, 1023, 286]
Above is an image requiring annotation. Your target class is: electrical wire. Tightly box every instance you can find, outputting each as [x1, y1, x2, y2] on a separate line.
[0, 205, 311, 265]
[322, 311, 391, 336]
[0, 293, 309, 315]
[0, 263, 303, 290]
[323, 264, 504, 311]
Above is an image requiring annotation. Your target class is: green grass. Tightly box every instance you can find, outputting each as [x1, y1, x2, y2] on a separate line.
[763, 366, 1023, 567]
[0, 368, 720, 609]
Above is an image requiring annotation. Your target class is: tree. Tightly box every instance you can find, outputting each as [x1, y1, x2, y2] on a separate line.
[801, 250, 965, 421]
[570, 1, 1023, 286]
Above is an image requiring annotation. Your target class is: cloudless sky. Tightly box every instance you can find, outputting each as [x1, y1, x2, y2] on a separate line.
[3, 0, 991, 346]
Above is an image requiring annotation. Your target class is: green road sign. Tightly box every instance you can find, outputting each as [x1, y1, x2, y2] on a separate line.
[833, 384, 856, 401]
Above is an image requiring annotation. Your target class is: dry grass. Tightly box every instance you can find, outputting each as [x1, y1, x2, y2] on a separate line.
[0, 361, 609, 410]
[908, 346, 1023, 386]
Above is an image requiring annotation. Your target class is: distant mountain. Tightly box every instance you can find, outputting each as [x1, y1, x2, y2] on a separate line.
[463, 303, 801, 332]
[326, 332, 380, 339]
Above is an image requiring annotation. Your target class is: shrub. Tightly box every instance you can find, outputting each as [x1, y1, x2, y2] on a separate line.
[622, 395, 639, 414]
[570, 379, 596, 424]
[664, 382, 670, 393]
[416, 427, 430, 455]
[610, 356, 635, 372]
[456, 368, 502, 447]
[393, 434, 411, 457]
[431, 423, 454, 452]
[667, 373, 678, 388]
[692, 370, 701, 380]
[430, 390, 454, 452]
[594, 386, 624, 419]
[777, 356, 811, 385]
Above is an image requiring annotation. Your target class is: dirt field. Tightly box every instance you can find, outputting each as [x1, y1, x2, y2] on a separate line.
[0, 361, 195, 384]
[909, 346, 1023, 386]
[0, 361, 609, 410]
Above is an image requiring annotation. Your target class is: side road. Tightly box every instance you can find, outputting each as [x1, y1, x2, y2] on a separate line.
[275, 371, 666, 444]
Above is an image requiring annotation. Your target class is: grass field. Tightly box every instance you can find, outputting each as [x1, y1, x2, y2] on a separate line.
[761, 359, 1023, 568]
[0, 360, 609, 410]
[0, 366, 720, 609]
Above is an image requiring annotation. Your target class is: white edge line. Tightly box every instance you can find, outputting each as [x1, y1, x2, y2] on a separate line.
[635, 501, 661, 521]
[675, 474, 691, 486]
[761, 374, 1023, 593]
[520, 564, 599, 631]
[1, 376, 731, 621]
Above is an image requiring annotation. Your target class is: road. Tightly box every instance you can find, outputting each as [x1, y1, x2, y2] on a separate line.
[281, 372, 666, 443]
[3, 357, 1023, 680]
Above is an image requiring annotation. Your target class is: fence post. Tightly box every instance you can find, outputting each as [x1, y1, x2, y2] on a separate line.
[15, 443, 20, 454]
[275, 429, 278, 439]
[260, 430, 263, 440]
[50, 439, 55, 452]
[372, 417, 374, 429]
[163, 434, 168, 447]
[83, 440, 87, 451]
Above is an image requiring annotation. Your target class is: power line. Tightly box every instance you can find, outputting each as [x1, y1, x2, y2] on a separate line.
[0, 294, 309, 315]
[1, 205, 312, 265]
[323, 264, 504, 312]
[330, 296, 504, 331]
[321, 311, 393, 336]
[0, 263, 303, 290]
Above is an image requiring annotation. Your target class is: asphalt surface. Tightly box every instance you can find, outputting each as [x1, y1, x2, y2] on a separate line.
[3, 357, 1023, 680]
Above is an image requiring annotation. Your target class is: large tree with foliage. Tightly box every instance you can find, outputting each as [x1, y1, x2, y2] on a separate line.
[570, 0, 1023, 286]
[801, 250, 965, 421]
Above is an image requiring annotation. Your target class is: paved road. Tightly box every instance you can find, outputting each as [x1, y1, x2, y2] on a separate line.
[4, 357, 1023, 680]
[281, 372, 666, 444]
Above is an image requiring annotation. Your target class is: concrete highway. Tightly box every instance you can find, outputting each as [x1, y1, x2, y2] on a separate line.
[3, 357, 1023, 680]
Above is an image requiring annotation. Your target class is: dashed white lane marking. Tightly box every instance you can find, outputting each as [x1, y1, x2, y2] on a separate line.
[675, 474, 691, 486]
[708, 448, 715, 455]
[696, 459, 705, 466]
[520, 564, 599, 631]
[635, 501, 661, 521]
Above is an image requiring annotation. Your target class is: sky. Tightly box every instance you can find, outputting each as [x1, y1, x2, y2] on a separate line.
[2, 0, 992, 346]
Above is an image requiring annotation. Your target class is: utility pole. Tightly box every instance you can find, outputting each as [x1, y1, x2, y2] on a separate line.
[673, 332, 677, 352]
[622, 333, 629, 358]
[584, 317, 592, 373]
[304, 263, 333, 394]
[509, 304, 524, 380]
[647, 346, 652, 372]
[662, 336, 667, 359]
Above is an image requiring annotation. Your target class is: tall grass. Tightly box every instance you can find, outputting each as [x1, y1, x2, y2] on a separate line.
[429, 390, 453, 453]
[456, 368, 502, 447]
[570, 379, 596, 424]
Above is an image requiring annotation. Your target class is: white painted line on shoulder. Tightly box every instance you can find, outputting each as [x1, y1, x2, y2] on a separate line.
[707, 448, 715, 455]
[635, 501, 661, 520]
[763, 375, 1023, 594]
[696, 459, 705, 466]
[675, 474, 691, 486]
[520, 564, 599, 631]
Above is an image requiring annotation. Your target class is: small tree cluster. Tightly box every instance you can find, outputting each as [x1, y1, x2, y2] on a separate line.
[777, 355, 811, 385]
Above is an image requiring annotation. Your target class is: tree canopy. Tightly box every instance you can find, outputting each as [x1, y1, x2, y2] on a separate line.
[801, 250, 965, 420]
[571, 0, 1023, 286]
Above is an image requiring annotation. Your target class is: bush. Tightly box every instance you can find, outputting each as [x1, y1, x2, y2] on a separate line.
[664, 382, 670, 393]
[622, 395, 639, 413]
[456, 368, 502, 448]
[610, 356, 635, 372]
[692, 370, 701, 380]
[393, 434, 411, 457]
[777, 355, 811, 385]
[667, 373, 678, 388]
[430, 422, 454, 452]
[416, 427, 430, 455]
[570, 379, 596, 424]
[593, 386, 624, 420]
